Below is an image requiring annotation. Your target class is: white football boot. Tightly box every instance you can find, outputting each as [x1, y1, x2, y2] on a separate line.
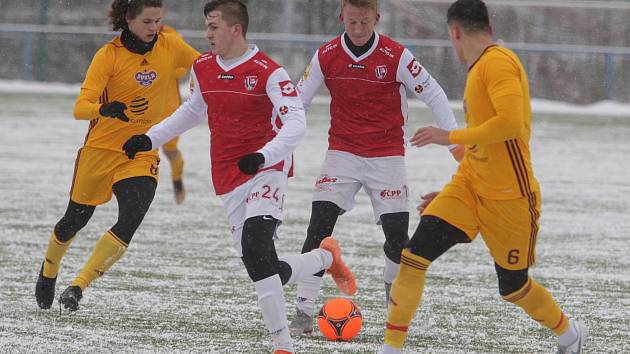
[556, 320, 589, 354]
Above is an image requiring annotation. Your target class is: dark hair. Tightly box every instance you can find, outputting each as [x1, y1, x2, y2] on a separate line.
[109, 0, 163, 31]
[447, 0, 490, 33]
[204, 0, 249, 37]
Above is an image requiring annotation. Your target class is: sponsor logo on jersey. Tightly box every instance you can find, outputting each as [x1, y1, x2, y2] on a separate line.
[322, 43, 338, 54]
[135, 71, 157, 87]
[379, 46, 395, 59]
[141, 58, 149, 66]
[407, 58, 422, 78]
[380, 187, 406, 200]
[348, 63, 366, 70]
[254, 59, 269, 69]
[315, 175, 338, 192]
[414, 84, 424, 94]
[244, 76, 259, 91]
[218, 74, 235, 80]
[375, 65, 388, 80]
[279, 80, 298, 97]
[195, 54, 212, 64]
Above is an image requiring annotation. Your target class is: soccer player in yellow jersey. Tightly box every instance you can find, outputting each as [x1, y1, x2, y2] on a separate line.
[380, 1, 588, 353]
[159, 24, 190, 204]
[34, 0, 199, 312]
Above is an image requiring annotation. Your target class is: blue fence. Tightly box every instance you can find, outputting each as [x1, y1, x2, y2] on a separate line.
[2, 23, 630, 100]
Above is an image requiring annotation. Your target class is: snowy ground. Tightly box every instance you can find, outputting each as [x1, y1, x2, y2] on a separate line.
[0, 90, 629, 353]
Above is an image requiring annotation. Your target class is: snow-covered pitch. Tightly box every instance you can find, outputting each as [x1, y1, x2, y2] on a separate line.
[1, 90, 629, 353]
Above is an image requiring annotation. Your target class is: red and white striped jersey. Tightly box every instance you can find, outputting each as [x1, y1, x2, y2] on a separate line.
[147, 45, 306, 195]
[297, 32, 458, 157]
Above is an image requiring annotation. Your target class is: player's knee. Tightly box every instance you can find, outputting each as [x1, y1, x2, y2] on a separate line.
[54, 200, 96, 242]
[407, 215, 469, 262]
[381, 212, 410, 263]
[241, 215, 280, 282]
[495, 263, 529, 297]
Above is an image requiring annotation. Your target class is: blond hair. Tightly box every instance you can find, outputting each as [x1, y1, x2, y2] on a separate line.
[341, 0, 378, 12]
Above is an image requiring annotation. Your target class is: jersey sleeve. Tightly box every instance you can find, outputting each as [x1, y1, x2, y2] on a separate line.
[296, 51, 325, 113]
[172, 35, 200, 72]
[449, 57, 524, 145]
[146, 68, 207, 147]
[73, 46, 114, 120]
[397, 48, 459, 149]
[257, 67, 307, 168]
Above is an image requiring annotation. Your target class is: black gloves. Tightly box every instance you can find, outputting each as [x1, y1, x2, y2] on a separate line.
[99, 101, 129, 122]
[122, 134, 152, 159]
[238, 152, 265, 175]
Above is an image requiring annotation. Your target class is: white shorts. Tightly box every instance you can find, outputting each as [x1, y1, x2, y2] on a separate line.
[220, 170, 287, 257]
[313, 150, 409, 224]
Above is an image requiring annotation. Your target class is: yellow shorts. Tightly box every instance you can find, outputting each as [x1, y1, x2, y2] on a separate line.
[70, 146, 159, 206]
[423, 173, 541, 270]
[162, 137, 179, 152]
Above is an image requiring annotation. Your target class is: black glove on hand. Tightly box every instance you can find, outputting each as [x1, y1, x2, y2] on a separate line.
[238, 152, 265, 175]
[122, 134, 152, 159]
[99, 101, 129, 122]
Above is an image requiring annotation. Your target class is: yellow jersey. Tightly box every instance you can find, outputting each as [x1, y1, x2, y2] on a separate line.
[160, 25, 191, 117]
[74, 31, 200, 153]
[449, 45, 539, 200]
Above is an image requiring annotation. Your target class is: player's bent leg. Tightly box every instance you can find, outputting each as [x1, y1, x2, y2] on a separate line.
[241, 215, 294, 353]
[385, 215, 469, 349]
[60, 177, 156, 311]
[163, 148, 185, 204]
[380, 212, 410, 303]
[291, 201, 342, 334]
[500, 268, 572, 337]
[36, 200, 95, 309]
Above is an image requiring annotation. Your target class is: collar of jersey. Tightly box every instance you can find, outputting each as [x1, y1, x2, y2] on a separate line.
[216, 44, 259, 72]
[120, 29, 158, 55]
[341, 32, 380, 62]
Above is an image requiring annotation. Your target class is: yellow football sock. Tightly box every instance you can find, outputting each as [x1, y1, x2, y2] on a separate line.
[169, 150, 184, 181]
[42, 231, 74, 278]
[503, 277, 570, 335]
[384, 249, 432, 349]
[72, 231, 127, 290]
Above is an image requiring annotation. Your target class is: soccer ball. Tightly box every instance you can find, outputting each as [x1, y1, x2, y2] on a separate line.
[317, 297, 362, 341]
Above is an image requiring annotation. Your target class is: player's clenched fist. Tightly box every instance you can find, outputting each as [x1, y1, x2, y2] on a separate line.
[99, 101, 129, 122]
[122, 134, 152, 159]
[238, 152, 265, 175]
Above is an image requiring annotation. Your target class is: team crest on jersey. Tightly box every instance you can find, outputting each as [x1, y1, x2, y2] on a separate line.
[135, 71, 157, 87]
[244, 76, 259, 91]
[407, 58, 422, 78]
[375, 65, 388, 80]
[279, 80, 298, 97]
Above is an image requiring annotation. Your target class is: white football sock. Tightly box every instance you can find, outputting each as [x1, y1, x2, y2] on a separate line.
[557, 319, 579, 346]
[280, 249, 333, 285]
[254, 274, 294, 352]
[296, 274, 325, 316]
[384, 255, 400, 285]
[380, 344, 402, 354]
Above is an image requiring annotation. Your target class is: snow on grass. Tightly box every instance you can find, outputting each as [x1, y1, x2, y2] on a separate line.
[0, 91, 629, 353]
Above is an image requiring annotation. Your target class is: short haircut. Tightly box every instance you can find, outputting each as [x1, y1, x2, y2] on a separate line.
[447, 0, 491, 33]
[204, 0, 249, 37]
[341, 0, 378, 12]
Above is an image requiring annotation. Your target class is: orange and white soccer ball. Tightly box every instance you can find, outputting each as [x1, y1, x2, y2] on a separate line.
[317, 298, 362, 341]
